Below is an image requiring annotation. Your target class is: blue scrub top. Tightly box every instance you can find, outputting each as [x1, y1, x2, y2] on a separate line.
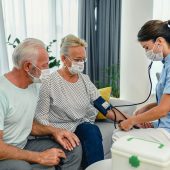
[153, 54, 170, 132]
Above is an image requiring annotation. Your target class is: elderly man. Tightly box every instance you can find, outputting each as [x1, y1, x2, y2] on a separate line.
[0, 38, 82, 170]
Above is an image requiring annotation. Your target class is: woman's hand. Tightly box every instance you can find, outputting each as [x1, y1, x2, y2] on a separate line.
[52, 128, 80, 151]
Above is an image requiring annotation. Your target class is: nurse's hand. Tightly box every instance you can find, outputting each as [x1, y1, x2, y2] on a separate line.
[118, 117, 134, 131]
[140, 122, 154, 128]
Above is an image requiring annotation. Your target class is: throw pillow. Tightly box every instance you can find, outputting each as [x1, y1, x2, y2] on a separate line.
[96, 87, 112, 120]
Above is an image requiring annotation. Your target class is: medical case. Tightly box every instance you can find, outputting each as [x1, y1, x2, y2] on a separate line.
[111, 135, 170, 170]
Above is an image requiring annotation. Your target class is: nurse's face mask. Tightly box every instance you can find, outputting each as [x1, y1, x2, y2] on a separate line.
[145, 41, 163, 61]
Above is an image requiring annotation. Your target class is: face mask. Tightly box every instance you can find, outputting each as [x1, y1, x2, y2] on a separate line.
[145, 44, 163, 61]
[28, 64, 50, 83]
[68, 61, 84, 74]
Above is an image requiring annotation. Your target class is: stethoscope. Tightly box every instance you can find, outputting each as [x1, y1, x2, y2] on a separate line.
[111, 60, 154, 129]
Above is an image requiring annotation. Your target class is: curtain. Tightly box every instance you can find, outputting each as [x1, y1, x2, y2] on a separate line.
[78, 0, 122, 96]
[2, 0, 78, 70]
[0, 0, 9, 75]
[78, 0, 98, 83]
[2, 0, 27, 71]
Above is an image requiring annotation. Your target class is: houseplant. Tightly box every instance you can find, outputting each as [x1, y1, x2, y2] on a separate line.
[7, 35, 60, 68]
[95, 64, 120, 98]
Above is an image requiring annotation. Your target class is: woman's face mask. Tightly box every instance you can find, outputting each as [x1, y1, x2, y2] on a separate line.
[66, 57, 85, 74]
[145, 43, 163, 61]
[68, 61, 84, 74]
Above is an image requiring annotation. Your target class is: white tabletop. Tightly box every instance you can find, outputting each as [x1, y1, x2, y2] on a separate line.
[86, 159, 112, 170]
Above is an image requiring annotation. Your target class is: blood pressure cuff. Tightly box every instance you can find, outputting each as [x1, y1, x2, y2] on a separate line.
[93, 96, 113, 116]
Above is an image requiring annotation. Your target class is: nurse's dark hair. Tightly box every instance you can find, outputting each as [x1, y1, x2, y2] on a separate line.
[137, 20, 170, 44]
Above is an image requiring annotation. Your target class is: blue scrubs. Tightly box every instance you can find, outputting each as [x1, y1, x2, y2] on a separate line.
[153, 54, 170, 132]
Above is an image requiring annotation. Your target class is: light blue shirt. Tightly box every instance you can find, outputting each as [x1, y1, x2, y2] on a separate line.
[153, 54, 170, 132]
[0, 76, 39, 148]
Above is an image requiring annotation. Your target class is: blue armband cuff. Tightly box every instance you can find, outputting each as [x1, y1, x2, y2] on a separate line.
[93, 96, 113, 116]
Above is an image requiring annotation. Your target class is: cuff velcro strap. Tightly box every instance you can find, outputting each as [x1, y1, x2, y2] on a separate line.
[93, 96, 113, 116]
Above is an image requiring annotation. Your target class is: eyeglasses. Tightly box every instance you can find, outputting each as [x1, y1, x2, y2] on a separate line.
[66, 55, 87, 62]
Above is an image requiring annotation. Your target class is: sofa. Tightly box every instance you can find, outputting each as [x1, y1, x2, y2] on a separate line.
[95, 97, 136, 159]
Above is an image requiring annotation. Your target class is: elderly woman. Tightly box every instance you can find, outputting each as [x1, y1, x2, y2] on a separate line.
[35, 34, 125, 169]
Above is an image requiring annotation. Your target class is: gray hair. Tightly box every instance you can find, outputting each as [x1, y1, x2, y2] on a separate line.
[60, 34, 87, 56]
[12, 38, 46, 68]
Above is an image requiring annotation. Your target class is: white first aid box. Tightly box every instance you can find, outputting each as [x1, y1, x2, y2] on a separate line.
[111, 135, 170, 170]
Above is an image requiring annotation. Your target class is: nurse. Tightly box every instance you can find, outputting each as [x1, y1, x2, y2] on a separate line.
[113, 20, 170, 145]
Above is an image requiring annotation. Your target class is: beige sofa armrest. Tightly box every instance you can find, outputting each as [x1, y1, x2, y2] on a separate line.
[109, 97, 136, 116]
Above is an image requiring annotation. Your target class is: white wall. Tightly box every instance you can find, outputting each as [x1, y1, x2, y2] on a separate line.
[120, 0, 154, 102]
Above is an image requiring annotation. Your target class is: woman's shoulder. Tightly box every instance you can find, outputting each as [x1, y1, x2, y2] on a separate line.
[79, 73, 95, 89]
[80, 73, 90, 81]
[41, 71, 59, 86]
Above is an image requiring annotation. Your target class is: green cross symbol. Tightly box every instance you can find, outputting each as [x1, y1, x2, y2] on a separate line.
[129, 155, 140, 168]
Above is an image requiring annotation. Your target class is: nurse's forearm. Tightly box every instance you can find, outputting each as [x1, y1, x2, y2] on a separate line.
[131, 105, 167, 125]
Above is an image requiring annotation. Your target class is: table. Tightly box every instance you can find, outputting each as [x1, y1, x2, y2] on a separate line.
[86, 159, 112, 170]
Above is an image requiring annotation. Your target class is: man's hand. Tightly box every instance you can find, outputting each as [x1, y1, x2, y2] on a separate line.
[52, 129, 80, 151]
[38, 148, 66, 166]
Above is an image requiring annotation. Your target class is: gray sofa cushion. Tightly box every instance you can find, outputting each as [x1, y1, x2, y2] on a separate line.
[95, 119, 115, 158]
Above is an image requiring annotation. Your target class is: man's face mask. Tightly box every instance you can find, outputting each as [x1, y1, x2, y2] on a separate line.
[67, 57, 85, 74]
[27, 63, 50, 83]
[145, 43, 163, 61]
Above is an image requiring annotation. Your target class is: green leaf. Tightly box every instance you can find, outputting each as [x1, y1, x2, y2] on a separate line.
[49, 56, 56, 61]
[46, 46, 49, 52]
[8, 34, 11, 41]
[56, 60, 60, 67]
[49, 61, 56, 68]
[49, 59, 60, 68]
[53, 39, 57, 42]
[15, 38, 20, 44]
[13, 45, 16, 48]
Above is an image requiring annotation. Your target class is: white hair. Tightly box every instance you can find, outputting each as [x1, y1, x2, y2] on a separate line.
[12, 38, 46, 68]
[60, 34, 87, 56]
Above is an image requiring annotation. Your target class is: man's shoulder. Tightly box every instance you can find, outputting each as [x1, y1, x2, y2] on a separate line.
[28, 83, 40, 96]
[0, 75, 6, 84]
[0, 76, 9, 93]
[0, 77, 8, 105]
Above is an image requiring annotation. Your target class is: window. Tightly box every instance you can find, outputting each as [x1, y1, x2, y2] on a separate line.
[2, 0, 78, 70]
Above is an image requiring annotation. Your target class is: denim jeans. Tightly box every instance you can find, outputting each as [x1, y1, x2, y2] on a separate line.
[75, 122, 104, 169]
